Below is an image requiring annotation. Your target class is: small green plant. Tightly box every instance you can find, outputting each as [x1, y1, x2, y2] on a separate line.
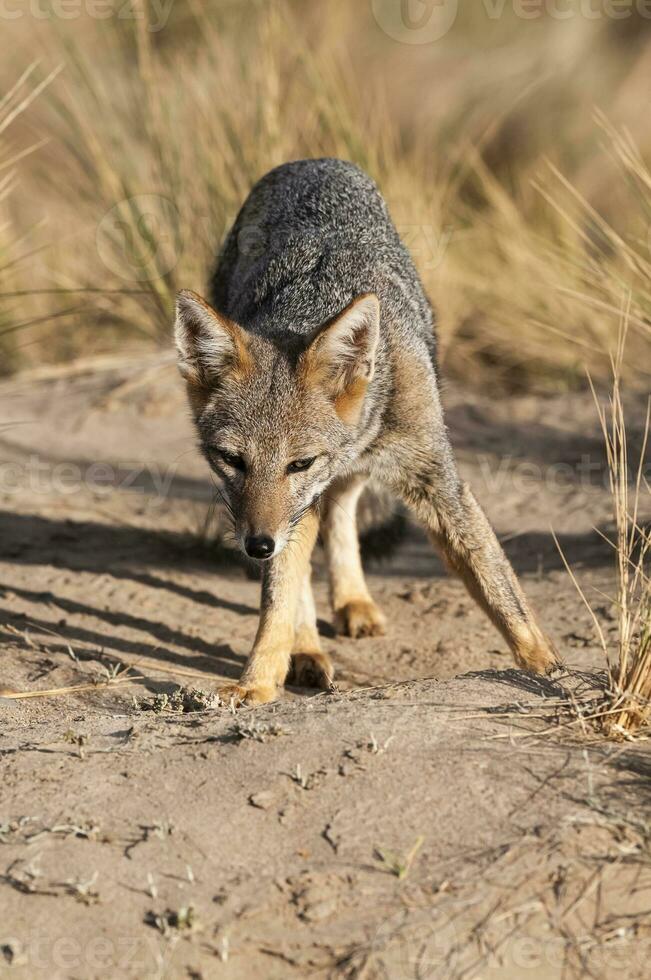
[374, 836, 424, 880]
[63, 729, 88, 758]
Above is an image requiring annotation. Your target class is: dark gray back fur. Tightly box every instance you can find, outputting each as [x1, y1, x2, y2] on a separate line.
[210, 158, 436, 365]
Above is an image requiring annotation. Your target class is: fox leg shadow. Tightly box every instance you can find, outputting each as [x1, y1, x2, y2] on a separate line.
[396, 451, 560, 675]
[321, 474, 386, 639]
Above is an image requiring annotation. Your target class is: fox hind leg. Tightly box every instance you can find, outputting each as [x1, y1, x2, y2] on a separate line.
[322, 475, 386, 639]
[400, 459, 559, 675]
[286, 571, 334, 690]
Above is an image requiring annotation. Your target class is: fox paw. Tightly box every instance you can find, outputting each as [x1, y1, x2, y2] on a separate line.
[514, 632, 562, 675]
[217, 683, 277, 708]
[287, 652, 335, 691]
[335, 599, 386, 639]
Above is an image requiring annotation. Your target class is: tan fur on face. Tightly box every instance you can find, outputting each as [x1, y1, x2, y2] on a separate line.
[241, 487, 288, 544]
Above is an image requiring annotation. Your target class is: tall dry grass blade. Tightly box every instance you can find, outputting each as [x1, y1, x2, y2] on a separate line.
[0, 64, 63, 136]
[589, 313, 651, 737]
[0, 676, 141, 700]
[551, 527, 609, 664]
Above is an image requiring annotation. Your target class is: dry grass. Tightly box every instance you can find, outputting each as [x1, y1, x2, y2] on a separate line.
[593, 323, 651, 737]
[1, 1, 650, 388]
[552, 314, 651, 740]
[0, 63, 62, 370]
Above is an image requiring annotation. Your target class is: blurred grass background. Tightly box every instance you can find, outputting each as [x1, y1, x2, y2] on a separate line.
[1, 0, 651, 390]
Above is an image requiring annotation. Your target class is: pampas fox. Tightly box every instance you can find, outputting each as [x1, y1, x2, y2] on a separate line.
[174, 158, 559, 705]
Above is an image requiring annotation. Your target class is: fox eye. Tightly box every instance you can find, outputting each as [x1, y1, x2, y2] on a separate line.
[287, 456, 316, 474]
[216, 449, 246, 472]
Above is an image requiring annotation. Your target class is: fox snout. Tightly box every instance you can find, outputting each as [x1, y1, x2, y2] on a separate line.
[238, 506, 290, 561]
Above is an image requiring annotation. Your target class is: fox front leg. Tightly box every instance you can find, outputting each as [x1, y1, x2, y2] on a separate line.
[400, 458, 560, 675]
[286, 571, 334, 691]
[218, 510, 320, 707]
[322, 475, 386, 638]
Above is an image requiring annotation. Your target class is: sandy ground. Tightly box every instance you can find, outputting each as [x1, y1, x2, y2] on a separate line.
[1, 356, 650, 979]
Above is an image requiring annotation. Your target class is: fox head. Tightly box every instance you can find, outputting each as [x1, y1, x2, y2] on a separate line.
[174, 289, 380, 560]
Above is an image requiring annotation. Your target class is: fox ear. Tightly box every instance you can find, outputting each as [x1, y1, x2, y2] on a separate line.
[303, 294, 380, 407]
[174, 289, 251, 386]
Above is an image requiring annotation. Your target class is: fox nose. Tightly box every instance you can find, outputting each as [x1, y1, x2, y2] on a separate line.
[244, 534, 275, 560]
